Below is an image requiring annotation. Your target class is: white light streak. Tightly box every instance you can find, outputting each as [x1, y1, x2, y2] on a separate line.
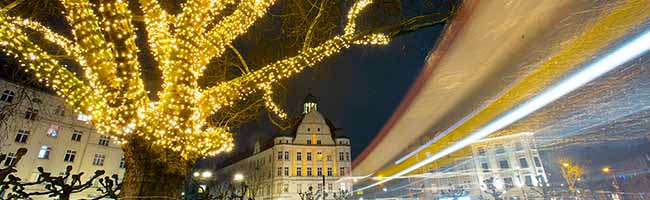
[355, 29, 650, 192]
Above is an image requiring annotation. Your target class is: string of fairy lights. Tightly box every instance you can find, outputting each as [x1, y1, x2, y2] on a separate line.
[0, 0, 391, 158]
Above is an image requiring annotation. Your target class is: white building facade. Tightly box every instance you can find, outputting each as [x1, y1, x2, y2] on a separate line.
[0, 79, 125, 199]
[406, 132, 547, 200]
[215, 94, 353, 200]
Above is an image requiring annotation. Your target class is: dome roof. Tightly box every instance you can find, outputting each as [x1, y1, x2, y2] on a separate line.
[301, 110, 327, 125]
[304, 93, 318, 104]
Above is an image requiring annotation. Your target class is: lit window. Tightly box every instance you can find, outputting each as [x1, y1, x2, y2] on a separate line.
[71, 130, 82, 141]
[77, 113, 91, 122]
[317, 152, 322, 160]
[14, 129, 29, 143]
[3, 152, 16, 166]
[0, 90, 15, 102]
[98, 135, 110, 146]
[37, 146, 51, 159]
[47, 125, 60, 137]
[24, 108, 38, 120]
[63, 150, 76, 162]
[92, 154, 105, 166]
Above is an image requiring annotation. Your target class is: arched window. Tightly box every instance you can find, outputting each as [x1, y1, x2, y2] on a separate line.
[1, 90, 15, 103]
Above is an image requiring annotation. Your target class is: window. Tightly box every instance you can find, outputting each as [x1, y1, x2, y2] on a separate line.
[307, 140, 311, 144]
[519, 157, 529, 168]
[504, 177, 514, 189]
[77, 113, 91, 122]
[92, 154, 105, 166]
[328, 183, 333, 192]
[481, 162, 490, 172]
[47, 125, 60, 137]
[3, 152, 16, 166]
[533, 156, 542, 167]
[478, 147, 487, 156]
[515, 142, 524, 151]
[277, 167, 282, 176]
[277, 151, 282, 160]
[307, 152, 312, 161]
[71, 130, 82, 141]
[340, 167, 345, 176]
[317, 167, 323, 176]
[307, 128, 311, 132]
[37, 146, 51, 159]
[276, 183, 282, 194]
[54, 105, 65, 117]
[284, 167, 289, 176]
[297, 184, 302, 193]
[63, 150, 76, 162]
[525, 175, 534, 186]
[98, 135, 110, 146]
[297, 152, 302, 160]
[296, 167, 302, 176]
[317, 140, 321, 145]
[24, 108, 38, 120]
[307, 167, 312, 176]
[346, 152, 350, 161]
[283, 183, 289, 193]
[1, 90, 15, 102]
[339, 152, 344, 161]
[284, 151, 289, 160]
[326, 155, 332, 161]
[327, 167, 332, 176]
[499, 160, 510, 169]
[317, 152, 322, 160]
[119, 156, 126, 169]
[14, 129, 29, 143]
[495, 144, 505, 154]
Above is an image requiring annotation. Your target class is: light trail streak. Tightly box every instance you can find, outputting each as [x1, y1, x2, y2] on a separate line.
[355, 29, 650, 192]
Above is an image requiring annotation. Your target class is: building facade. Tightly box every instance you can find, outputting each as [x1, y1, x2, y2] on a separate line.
[0, 79, 124, 199]
[215, 94, 353, 200]
[405, 132, 547, 200]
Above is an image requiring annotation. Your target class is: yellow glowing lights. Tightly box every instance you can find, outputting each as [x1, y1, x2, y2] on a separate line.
[0, 0, 390, 158]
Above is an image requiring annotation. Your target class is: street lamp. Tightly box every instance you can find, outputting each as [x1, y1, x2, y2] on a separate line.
[193, 172, 200, 177]
[233, 173, 244, 182]
[201, 171, 213, 179]
[602, 167, 611, 173]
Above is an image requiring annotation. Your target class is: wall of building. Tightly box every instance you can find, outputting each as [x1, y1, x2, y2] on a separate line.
[0, 79, 124, 199]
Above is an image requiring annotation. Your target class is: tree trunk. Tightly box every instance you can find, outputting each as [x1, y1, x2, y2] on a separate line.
[119, 135, 192, 199]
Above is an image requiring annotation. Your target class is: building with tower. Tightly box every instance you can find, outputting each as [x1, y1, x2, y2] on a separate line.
[214, 94, 352, 200]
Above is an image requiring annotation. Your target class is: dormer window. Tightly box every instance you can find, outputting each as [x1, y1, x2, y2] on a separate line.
[317, 128, 320, 132]
[307, 128, 311, 132]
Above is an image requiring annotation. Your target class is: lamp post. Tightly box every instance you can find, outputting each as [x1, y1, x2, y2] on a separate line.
[602, 167, 620, 199]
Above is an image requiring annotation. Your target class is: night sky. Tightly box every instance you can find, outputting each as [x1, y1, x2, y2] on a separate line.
[230, 25, 444, 158]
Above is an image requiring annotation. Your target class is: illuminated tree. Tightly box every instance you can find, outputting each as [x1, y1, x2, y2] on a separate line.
[0, 0, 451, 198]
[559, 160, 583, 197]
